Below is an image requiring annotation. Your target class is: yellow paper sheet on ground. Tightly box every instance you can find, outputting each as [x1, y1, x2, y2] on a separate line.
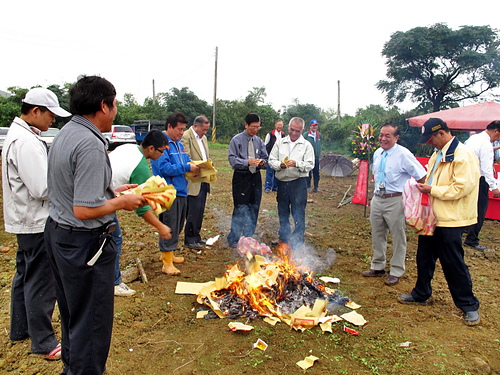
[185, 160, 217, 183]
[341, 310, 367, 326]
[175, 281, 214, 295]
[296, 355, 319, 370]
[120, 176, 176, 215]
[345, 300, 361, 309]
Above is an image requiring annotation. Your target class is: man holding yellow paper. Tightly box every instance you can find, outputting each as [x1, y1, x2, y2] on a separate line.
[109, 129, 172, 296]
[151, 112, 200, 275]
[181, 115, 212, 249]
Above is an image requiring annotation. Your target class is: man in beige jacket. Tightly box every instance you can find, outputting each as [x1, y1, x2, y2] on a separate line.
[398, 118, 481, 326]
[181, 115, 211, 249]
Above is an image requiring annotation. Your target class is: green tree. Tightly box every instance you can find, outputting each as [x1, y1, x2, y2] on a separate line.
[162, 87, 211, 123]
[377, 23, 500, 111]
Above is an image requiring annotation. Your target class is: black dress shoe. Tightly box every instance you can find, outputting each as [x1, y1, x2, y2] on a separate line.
[198, 239, 207, 244]
[362, 269, 386, 277]
[185, 243, 203, 250]
[464, 242, 487, 251]
[384, 275, 400, 286]
[397, 293, 428, 305]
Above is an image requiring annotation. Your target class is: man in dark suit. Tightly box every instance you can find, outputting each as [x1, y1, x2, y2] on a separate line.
[181, 116, 212, 249]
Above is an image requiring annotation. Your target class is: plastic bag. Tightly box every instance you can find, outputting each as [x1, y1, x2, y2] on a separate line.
[403, 178, 436, 236]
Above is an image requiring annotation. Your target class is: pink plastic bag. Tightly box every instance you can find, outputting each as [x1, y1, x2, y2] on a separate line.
[403, 178, 436, 236]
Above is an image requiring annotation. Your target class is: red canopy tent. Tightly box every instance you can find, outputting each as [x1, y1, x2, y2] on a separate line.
[408, 101, 500, 221]
[407, 102, 500, 131]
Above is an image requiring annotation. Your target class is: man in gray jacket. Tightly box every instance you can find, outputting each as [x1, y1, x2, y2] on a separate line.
[2, 87, 70, 359]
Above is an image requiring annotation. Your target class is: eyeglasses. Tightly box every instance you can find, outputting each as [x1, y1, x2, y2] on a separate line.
[155, 147, 166, 154]
[248, 126, 261, 130]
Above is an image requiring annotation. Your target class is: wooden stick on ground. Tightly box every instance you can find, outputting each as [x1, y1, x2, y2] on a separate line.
[337, 185, 352, 208]
[136, 257, 148, 283]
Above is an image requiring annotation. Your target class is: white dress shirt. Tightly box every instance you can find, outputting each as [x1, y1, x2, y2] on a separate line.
[465, 131, 497, 190]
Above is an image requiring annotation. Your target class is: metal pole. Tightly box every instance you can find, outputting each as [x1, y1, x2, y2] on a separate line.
[212, 46, 218, 143]
[152, 79, 156, 106]
[337, 80, 341, 123]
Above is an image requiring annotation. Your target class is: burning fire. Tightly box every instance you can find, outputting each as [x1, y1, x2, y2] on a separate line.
[198, 241, 347, 325]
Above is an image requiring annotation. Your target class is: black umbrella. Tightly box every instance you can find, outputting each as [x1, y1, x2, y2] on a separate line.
[320, 154, 354, 177]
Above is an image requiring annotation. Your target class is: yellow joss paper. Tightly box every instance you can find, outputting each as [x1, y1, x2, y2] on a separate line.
[185, 160, 217, 183]
[120, 176, 176, 215]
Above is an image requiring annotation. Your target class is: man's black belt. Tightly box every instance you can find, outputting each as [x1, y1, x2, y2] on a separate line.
[55, 221, 115, 234]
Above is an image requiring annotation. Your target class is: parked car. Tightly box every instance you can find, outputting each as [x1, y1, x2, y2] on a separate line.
[40, 127, 60, 148]
[103, 125, 137, 150]
[0, 127, 9, 154]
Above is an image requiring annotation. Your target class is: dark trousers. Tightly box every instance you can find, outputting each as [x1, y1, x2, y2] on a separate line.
[159, 196, 187, 252]
[411, 227, 480, 312]
[264, 167, 278, 191]
[11, 233, 58, 354]
[45, 217, 115, 375]
[185, 183, 209, 244]
[277, 177, 308, 248]
[307, 158, 320, 189]
[111, 215, 123, 285]
[465, 177, 489, 246]
[227, 170, 262, 245]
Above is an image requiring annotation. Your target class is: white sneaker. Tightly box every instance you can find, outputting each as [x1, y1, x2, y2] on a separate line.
[114, 282, 136, 297]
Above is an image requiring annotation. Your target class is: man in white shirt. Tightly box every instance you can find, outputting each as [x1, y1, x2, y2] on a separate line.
[363, 124, 426, 286]
[2, 87, 70, 360]
[269, 117, 315, 249]
[464, 121, 500, 250]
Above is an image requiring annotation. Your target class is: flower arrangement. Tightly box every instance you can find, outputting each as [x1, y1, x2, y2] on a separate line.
[351, 123, 379, 161]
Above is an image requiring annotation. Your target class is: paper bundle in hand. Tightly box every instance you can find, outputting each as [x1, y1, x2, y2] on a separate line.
[121, 176, 176, 215]
[185, 160, 217, 183]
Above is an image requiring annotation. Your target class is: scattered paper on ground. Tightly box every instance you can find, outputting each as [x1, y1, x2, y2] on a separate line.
[205, 235, 220, 246]
[398, 341, 411, 347]
[319, 276, 340, 284]
[253, 339, 268, 351]
[296, 355, 319, 370]
[263, 317, 280, 326]
[175, 281, 214, 295]
[341, 311, 367, 326]
[196, 311, 208, 319]
[228, 322, 254, 331]
[345, 300, 361, 309]
[343, 325, 359, 335]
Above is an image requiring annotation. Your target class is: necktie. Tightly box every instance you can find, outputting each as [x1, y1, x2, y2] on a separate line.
[248, 137, 256, 174]
[428, 150, 443, 185]
[377, 150, 387, 192]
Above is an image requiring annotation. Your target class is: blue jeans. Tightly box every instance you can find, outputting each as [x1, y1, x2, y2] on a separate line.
[111, 215, 122, 286]
[264, 167, 278, 191]
[277, 177, 308, 249]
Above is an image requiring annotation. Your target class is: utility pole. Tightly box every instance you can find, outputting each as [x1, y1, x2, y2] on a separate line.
[152, 79, 156, 106]
[337, 80, 341, 123]
[212, 46, 218, 142]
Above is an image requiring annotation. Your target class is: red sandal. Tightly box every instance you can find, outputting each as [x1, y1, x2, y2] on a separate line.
[42, 343, 62, 361]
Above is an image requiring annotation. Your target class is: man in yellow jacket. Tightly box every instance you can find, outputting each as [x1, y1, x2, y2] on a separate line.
[398, 118, 481, 326]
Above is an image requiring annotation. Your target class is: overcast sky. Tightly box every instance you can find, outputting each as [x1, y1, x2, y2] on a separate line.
[1, 0, 499, 117]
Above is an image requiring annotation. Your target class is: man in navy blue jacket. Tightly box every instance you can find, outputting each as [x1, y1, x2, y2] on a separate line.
[151, 112, 199, 275]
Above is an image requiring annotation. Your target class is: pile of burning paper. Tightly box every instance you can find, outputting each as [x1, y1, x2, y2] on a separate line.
[176, 240, 366, 333]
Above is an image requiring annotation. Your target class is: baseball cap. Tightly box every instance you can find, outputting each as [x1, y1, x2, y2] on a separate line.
[22, 88, 71, 117]
[417, 118, 448, 144]
[309, 120, 319, 126]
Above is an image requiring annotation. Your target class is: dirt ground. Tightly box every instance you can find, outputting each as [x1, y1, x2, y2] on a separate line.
[1, 145, 499, 375]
